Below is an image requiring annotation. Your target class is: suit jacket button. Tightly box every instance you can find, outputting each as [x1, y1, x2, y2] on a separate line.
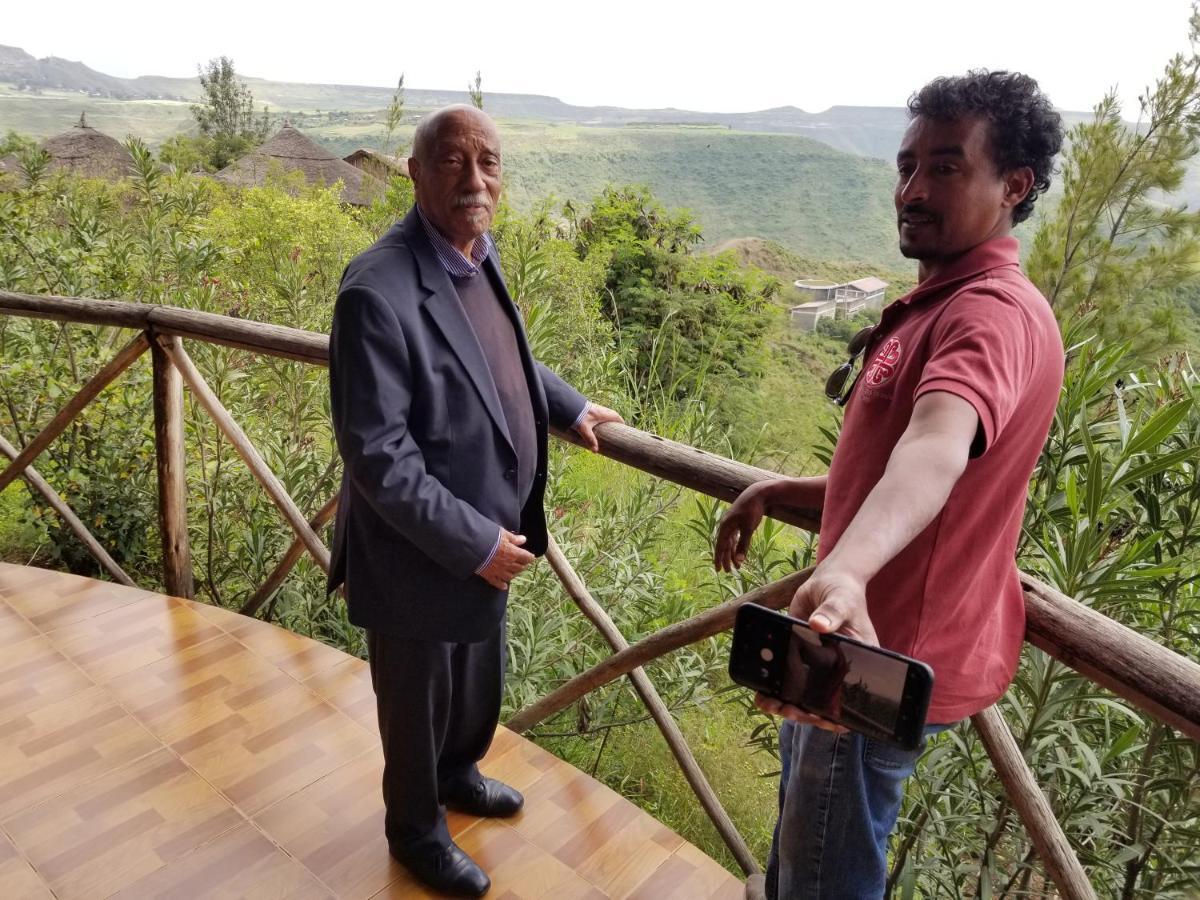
[504, 468, 516, 481]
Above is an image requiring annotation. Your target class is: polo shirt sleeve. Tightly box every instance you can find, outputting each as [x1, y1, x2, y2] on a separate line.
[914, 287, 1036, 457]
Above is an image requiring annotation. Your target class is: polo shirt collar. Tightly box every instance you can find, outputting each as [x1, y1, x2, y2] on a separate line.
[893, 236, 1021, 308]
[415, 204, 495, 278]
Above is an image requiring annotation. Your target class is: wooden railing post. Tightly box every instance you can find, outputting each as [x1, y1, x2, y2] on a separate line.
[152, 334, 194, 599]
[545, 537, 761, 876]
[973, 706, 1097, 900]
[156, 335, 331, 574]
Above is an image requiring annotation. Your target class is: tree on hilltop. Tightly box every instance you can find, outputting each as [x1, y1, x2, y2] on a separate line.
[382, 74, 405, 157]
[188, 56, 271, 170]
[468, 71, 483, 110]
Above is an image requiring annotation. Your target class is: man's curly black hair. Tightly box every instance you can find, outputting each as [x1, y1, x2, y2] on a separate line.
[907, 71, 1064, 225]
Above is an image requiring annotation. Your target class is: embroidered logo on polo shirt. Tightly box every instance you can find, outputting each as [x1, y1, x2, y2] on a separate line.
[865, 337, 902, 387]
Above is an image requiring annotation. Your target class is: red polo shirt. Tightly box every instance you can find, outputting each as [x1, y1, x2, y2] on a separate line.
[819, 236, 1063, 722]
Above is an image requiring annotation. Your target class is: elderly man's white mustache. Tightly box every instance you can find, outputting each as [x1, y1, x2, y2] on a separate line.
[454, 193, 492, 209]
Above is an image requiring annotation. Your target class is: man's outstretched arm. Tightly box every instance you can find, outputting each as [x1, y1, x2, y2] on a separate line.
[759, 390, 978, 727]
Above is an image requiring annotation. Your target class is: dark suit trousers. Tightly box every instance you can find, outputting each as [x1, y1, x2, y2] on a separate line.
[366, 621, 505, 857]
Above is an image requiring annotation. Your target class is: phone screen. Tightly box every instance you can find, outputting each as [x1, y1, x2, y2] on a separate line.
[782, 624, 911, 740]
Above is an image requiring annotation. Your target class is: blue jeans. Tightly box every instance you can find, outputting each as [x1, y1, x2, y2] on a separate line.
[765, 721, 949, 899]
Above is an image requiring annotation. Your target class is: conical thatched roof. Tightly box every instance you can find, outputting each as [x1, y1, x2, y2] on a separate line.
[343, 148, 410, 180]
[214, 125, 383, 206]
[41, 124, 134, 180]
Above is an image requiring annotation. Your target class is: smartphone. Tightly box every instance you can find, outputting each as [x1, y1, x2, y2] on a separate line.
[729, 603, 934, 750]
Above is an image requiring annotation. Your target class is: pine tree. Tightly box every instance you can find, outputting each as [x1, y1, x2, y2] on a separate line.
[468, 71, 484, 110]
[190, 56, 272, 170]
[1027, 5, 1200, 348]
[382, 74, 405, 157]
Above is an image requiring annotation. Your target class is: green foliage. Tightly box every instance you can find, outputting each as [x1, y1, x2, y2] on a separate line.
[0, 153, 207, 577]
[201, 178, 372, 330]
[0, 483, 42, 564]
[493, 204, 620, 403]
[381, 74, 405, 157]
[816, 311, 876, 343]
[357, 172, 416, 241]
[0, 129, 35, 157]
[886, 326, 1200, 898]
[1027, 6, 1200, 351]
[158, 134, 213, 173]
[190, 56, 272, 170]
[568, 186, 776, 413]
[468, 71, 484, 110]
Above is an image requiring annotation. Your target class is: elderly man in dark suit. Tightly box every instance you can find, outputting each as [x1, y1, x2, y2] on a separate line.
[328, 104, 622, 896]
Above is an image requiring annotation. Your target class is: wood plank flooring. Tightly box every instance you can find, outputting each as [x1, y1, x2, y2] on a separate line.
[0, 563, 745, 899]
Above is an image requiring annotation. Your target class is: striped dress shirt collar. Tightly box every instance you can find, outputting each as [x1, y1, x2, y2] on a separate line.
[415, 204, 495, 278]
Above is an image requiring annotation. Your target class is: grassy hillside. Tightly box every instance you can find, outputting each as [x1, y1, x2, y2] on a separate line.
[500, 125, 904, 265]
[1, 93, 905, 266]
[706, 238, 917, 473]
[0, 85, 192, 143]
[305, 119, 906, 265]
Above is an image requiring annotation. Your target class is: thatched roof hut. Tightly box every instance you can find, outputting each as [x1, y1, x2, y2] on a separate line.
[214, 125, 383, 206]
[41, 124, 134, 180]
[343, 148, 410, 181]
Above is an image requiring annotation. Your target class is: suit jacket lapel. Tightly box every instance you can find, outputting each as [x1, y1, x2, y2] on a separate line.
[402, 212, 514, 450]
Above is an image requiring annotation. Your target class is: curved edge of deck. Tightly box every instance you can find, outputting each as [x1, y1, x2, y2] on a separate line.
[0, 563, 744, 899]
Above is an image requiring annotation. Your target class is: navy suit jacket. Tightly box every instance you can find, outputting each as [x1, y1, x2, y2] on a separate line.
[327, 209, 587, 641]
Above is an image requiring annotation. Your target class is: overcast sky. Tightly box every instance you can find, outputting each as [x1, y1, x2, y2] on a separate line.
[5, 0, 1194, 114]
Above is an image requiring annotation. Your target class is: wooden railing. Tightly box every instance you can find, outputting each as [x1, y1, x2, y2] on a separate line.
[4, 289, 1200, 898]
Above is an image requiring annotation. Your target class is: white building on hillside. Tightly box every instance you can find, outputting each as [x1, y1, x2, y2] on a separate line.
[790, 276, 889, 331]
[790, 298, 838, 331]
[834, 277, 888, 318]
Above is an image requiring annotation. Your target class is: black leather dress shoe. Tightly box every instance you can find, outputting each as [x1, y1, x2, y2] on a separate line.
[393, 842, 490, 897]
[443, 777, 524, 817]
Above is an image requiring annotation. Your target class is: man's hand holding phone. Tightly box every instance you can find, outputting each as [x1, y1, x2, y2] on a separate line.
[755, 566, 880, 734]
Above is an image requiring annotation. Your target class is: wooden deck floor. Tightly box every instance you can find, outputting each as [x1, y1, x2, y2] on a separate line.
[0, 563, 744, 900]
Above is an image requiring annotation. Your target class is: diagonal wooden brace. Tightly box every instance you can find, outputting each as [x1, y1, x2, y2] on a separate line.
[240, 494, 339, 617]
[0, 332, 149, 494]
[0, 432, 136, 587]
[154, 335, 331, 574]
[545, 536, 761, 876]
[973, 706, 1097, 900]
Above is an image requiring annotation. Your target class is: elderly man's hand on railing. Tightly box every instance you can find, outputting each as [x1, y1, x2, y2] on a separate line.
[572, 403, 624, 452]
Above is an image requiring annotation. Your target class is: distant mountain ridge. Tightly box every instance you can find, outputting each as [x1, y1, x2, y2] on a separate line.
[0, 45, 927, 159]
[5, 44, 1193, 258]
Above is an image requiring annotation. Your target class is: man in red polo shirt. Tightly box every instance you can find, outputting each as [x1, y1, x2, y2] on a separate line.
[715, 71, 1064, 898]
